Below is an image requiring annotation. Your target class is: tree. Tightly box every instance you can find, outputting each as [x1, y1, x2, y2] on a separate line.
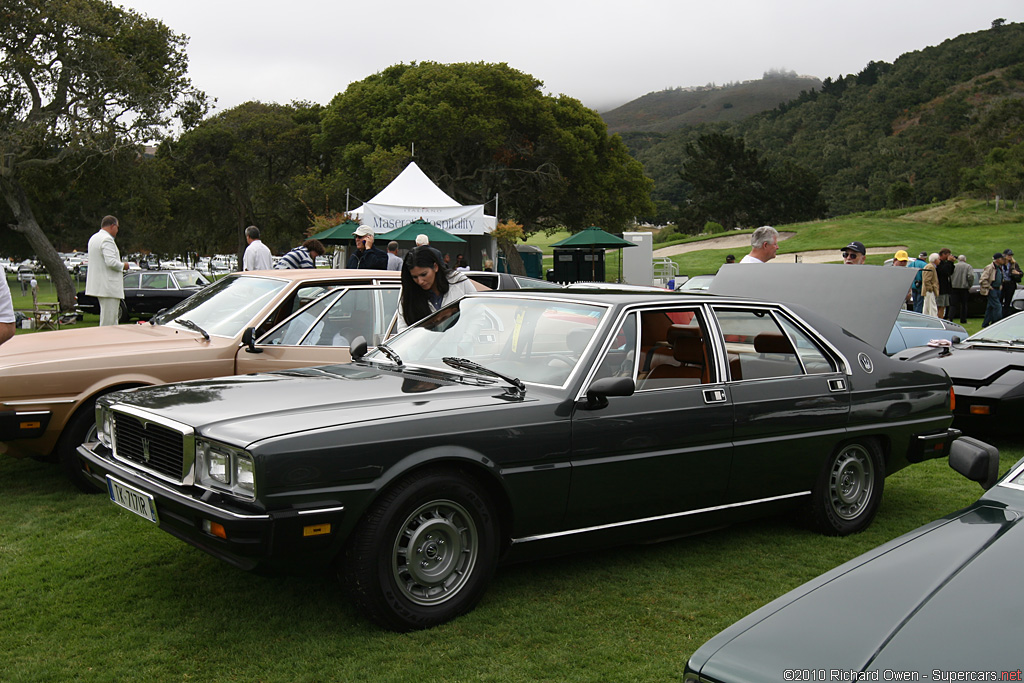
[161, 101, 322, 262]
[677, 133, 826, 229]
[0, 0, 204, 310]
[317, 62, 653, 239]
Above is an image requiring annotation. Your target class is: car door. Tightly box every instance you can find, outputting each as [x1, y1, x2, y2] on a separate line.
[567, 305, 734, 528]
[710, 305, 850, 504]
[234, 285, 400, 374]
[135, 271, 174, 314]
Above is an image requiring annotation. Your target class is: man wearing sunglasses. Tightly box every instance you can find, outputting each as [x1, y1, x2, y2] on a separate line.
[841, 241, 867, 265]
[347, 225, 388, 270]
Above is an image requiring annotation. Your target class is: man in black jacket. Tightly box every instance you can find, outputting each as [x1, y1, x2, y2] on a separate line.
[347, 226, 388, 270]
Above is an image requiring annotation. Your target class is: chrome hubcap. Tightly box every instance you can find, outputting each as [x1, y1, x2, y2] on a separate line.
[392, 500, 478, 606]
[828, 446, 874, 520]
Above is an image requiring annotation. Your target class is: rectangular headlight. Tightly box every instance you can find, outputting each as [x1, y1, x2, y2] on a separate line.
[195, 439, 256, 500]
[95, 403, 114, 448]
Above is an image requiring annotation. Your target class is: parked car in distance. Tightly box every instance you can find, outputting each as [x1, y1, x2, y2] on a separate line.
[463, 270, 554, 290]
[2, 269, 399, 489]
[675, 274, 715, 291]
[684, 440, 1009, 683]
[884, 309, 966, 355]
[76, 269, 211, 323]
[76, 264, 990, 631]
[898, 310, 1024, 435]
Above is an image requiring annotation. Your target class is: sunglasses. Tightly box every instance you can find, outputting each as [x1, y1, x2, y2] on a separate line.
[842, 251, 861, 259]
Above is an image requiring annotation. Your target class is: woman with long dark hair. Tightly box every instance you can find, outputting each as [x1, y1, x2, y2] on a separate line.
[395, 245, 478, 332]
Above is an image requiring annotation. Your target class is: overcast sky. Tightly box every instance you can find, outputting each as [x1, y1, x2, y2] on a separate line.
[116, 0, 1023, 114]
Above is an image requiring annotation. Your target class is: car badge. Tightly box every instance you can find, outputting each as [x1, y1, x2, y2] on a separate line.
[858, 353, 873, 373]
[141, 436, 151, 463]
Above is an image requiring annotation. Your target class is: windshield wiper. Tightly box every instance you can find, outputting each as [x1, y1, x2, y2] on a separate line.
[376, 343, 403, 367]
[176, 318, 209, 341]
[969, 337, 1009, 345]
[443, 357, 525, 399]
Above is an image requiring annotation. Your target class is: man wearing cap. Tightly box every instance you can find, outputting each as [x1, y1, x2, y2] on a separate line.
[949, 255, 974, 324]
[981, 253, 1006, 327]
[892, 250, 913, 309]
[740, 226, 779, 263]
[347, 225, 388, 269]
[841, 241, 867, 265]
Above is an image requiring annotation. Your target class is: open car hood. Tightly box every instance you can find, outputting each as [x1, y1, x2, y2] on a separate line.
[710, 263, 915, 351]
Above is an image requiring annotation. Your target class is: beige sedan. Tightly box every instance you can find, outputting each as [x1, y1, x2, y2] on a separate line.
[1, 269, 399, 489]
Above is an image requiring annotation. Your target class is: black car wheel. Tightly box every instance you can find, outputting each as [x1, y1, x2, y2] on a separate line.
[342, 468, 499, 631]
[118, 300, 130, 324]
[58, 402, 101, 493]
[810, 440, 884, 536]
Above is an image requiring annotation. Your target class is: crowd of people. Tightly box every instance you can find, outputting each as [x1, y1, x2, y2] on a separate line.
[738, 226, 1021, 326]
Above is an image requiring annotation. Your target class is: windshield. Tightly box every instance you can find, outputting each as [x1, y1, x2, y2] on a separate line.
[375, 296, 607, 386]
[967, 314, 1024, 344]
[152, 273, 288, 337]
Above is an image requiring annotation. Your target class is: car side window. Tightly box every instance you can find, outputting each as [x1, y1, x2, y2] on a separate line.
[592, 313, 638, 382]
[141, 273, 170, 290]
[260, 291, 343, 346]
[636, 308, 713, 390]
[776, 316, 837, 375]
[303, 288, 396, 347]
[714, 309, 805, 381]
[123, 273, 141, 288]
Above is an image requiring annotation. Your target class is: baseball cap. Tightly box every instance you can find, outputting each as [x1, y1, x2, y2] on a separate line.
[894, 249, 909, 261]
[1004, 249, 1014, 256]
[353, 225, 374, 237]
[842, 241, 866, 255]
[994, 252, 1006, 260]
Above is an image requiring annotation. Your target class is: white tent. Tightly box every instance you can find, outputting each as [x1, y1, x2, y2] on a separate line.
[349, 162, 496, 236]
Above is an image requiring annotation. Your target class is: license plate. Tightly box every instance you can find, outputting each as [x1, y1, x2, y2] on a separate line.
[106, 476, 159, 524]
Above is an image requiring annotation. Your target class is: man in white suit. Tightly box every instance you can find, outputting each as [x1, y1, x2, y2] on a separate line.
[86, 215, 128, 326]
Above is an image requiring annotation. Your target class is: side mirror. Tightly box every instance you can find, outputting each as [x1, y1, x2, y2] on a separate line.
[949, 436, 1000, 490]
[350, 336, 368, 360]
[242, 327, 262, 354]
[583, 376, 635, 410]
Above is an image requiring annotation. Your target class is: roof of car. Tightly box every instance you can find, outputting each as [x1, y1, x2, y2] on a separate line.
[236, 268, 398, 281]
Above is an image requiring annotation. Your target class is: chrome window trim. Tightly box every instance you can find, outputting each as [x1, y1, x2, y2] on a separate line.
[3, 399, 76, 407]
[109, 402, 197, 485]
[511, 491, 811, 544]
[998, 459, 1024, 492]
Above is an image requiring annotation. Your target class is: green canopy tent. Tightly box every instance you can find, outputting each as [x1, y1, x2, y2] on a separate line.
[380, 218, 467, 244]
[550, 226, 636, 282]
[310, 219, 361, 244]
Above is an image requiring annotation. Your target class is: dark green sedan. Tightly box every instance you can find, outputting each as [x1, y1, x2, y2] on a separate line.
[75, 264, 990, 631]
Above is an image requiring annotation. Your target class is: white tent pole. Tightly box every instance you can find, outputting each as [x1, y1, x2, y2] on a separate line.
[346, 188, 350, 213]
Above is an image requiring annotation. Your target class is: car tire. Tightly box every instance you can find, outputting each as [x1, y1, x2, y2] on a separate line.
[341, 468, 499, 631]
[118, 301, 130, 324]
[810, 440, 884, 536]
[58, 402, 101, 494]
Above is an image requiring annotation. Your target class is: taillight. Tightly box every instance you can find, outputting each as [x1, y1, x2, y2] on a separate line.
[949, 387, 955, 412]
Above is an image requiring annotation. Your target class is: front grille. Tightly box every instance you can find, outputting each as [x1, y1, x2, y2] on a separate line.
[112, 411, 191, 482]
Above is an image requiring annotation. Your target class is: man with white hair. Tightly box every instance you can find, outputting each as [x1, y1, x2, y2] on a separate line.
[415, 234, 429, 246]
[740, 226, 779, 263]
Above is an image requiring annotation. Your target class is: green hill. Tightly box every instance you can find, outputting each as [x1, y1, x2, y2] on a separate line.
[629, 22, 1024, 219]
[601, 72, 821, 134]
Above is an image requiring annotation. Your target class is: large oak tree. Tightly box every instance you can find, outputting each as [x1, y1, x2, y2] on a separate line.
[317, 62, 654, 236]
[0, 0, 204, 310]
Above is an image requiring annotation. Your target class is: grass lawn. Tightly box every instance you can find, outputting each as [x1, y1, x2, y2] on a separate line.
[1, 442, 1019, 681]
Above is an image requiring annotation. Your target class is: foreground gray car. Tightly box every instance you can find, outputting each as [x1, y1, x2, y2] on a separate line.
[684, 441, 1012, 683]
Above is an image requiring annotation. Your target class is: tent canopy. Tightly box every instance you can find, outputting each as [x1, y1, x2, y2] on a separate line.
[379, 218, 466, 244]
[310, 219, 361, 244]
[551, 226, 637, 249]
[350, 162, 495, 235]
